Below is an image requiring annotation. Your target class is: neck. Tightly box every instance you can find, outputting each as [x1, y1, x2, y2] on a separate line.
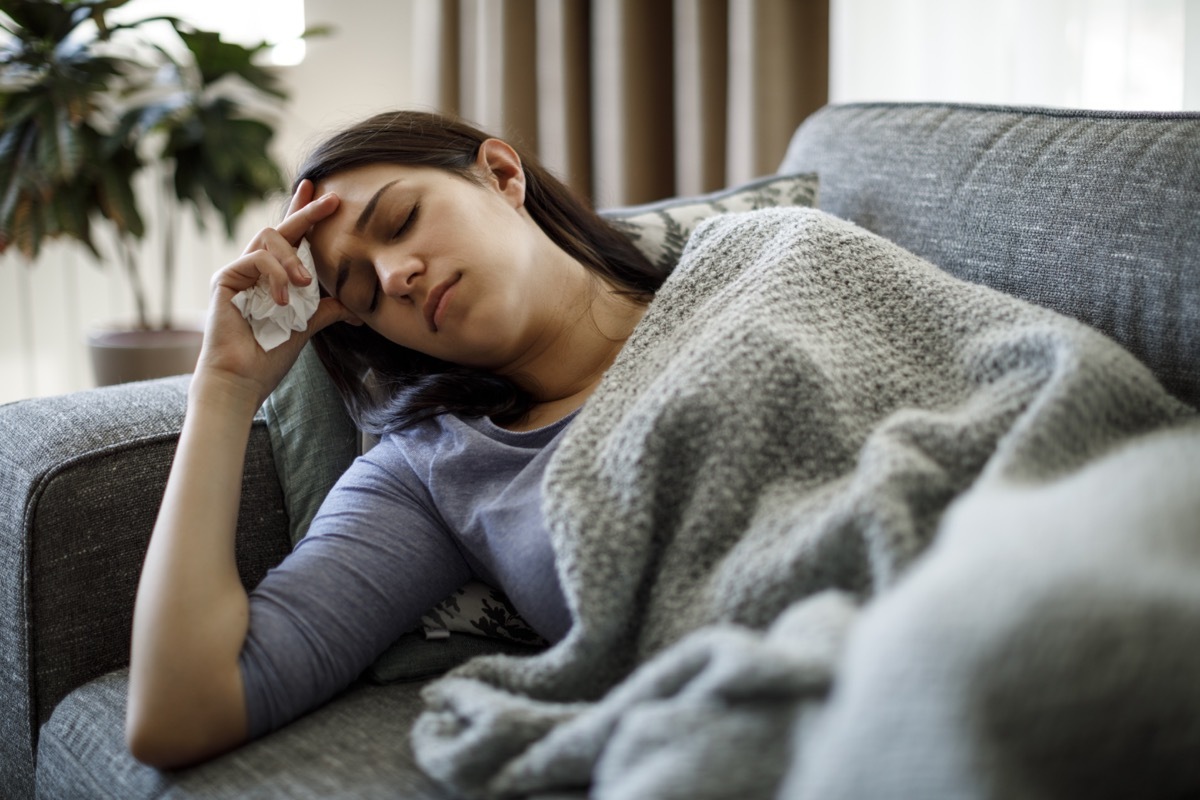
[500, 268, 648, 429]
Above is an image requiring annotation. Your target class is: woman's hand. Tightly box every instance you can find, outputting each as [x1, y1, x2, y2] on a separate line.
[194, 179, 350, 410]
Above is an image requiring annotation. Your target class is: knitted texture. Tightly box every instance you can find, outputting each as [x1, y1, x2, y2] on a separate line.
[410, 208, 1194, 799]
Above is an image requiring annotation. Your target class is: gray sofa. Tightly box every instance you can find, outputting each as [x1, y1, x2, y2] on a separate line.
[2, 102, 1198, 799]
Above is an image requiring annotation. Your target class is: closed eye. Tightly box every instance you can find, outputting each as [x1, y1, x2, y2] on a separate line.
[392, 203, 419, 239]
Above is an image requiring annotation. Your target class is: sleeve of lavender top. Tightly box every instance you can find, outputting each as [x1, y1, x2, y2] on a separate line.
[237, 436, 472, 739]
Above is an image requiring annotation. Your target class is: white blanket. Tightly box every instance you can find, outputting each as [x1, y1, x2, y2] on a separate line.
[410, 208, 1200, 799]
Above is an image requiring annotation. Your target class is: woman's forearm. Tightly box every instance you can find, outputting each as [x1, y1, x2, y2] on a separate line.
[126, 373, 262, 767]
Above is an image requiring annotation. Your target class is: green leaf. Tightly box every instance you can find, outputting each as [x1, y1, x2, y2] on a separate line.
[51, 107, 84, 177]
[0, 166, 23, 240]
[95, 152, 145, 239]
[301, 24, 336, 40]
[12, 194, 42, 259]
[0, 124, 36, 228]
[174, 26, 286, 98]
[51, 179, 99, 255]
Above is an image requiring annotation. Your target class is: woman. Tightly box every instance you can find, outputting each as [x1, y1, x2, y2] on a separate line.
[125, 111, 661, 768]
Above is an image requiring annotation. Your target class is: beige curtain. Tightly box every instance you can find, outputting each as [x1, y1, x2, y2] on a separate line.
[411, 0, 828, 208]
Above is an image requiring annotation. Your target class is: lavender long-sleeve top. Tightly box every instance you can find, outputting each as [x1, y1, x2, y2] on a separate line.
[238, 412, 575, 738]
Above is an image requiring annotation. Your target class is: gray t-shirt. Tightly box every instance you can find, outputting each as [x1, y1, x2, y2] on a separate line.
[238, 412, 575, 738]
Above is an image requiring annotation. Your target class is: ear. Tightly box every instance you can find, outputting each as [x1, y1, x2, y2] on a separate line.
[475, 138, 526, 209]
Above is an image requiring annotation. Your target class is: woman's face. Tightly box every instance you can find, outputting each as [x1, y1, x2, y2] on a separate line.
[306, 153, 574, 372]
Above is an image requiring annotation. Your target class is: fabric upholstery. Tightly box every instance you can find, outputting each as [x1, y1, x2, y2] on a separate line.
[0, 377, 292, 799]
[36, 669, 453, 800]
[780, 102, 1200, 408]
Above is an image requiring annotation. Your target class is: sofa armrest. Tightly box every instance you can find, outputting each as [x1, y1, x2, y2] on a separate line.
[0, 376, 292, 797]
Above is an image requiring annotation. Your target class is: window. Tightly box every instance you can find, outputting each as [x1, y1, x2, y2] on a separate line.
[108, 0, 307, 65]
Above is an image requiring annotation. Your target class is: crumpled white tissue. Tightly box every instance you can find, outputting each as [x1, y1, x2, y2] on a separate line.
[230, 241, 320, 351]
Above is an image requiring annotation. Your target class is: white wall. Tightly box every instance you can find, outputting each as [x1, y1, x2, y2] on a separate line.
[1188, 0, 1200, 108]
[275, 0, 417, 170]
[831, 0, 1196, 110]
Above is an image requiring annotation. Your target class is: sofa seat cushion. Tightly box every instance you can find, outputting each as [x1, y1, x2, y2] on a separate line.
[36, 669, 454, 800]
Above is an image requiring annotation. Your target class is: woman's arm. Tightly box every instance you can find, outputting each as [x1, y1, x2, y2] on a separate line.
[126, 182, 347, 768]
[238, 443, 474, 739]
[124, 374, 259, 767]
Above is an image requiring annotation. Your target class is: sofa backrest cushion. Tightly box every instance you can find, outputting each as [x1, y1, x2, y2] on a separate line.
[780, 102, 1200, 409]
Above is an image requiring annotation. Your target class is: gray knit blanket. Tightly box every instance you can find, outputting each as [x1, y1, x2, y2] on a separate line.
[411, 208, 1200, 799]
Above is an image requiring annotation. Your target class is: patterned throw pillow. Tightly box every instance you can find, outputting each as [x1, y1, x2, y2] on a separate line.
[368, 583, 546, 684]
[419, 581, 546, 644]
[602, 172, 819, 274]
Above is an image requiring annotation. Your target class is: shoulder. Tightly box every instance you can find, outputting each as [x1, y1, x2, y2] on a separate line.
[345, 413, 484, 486]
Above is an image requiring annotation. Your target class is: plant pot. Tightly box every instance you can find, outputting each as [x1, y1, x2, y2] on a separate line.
[87, 328, 205, 387]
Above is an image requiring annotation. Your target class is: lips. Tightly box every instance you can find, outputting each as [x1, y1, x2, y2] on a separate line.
[423, 273, 461, 333]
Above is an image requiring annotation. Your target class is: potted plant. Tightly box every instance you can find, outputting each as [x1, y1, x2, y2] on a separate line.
[0, 0, 292, 385]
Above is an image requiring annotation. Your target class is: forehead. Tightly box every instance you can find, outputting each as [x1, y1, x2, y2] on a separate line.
[305, 164, 425, 266]
[313, 162, 426, 202]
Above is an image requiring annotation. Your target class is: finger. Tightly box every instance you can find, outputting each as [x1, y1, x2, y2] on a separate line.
[215, 250, 292, 304]
[276, 192, 340, 246]
[232, 231, 300, 307]
[286, 179, 315, 217]
[253, 227, 313, 286]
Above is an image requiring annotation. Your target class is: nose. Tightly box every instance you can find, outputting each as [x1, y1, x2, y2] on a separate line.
[377, 253, 423, 298]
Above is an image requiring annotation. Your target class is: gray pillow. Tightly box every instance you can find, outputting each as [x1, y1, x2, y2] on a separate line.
[602, 172, 819, 273]
[263, 343, 358, 547]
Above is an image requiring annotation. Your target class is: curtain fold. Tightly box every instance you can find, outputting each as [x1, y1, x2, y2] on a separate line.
[413, 0, 828, 207]
[674, 0, 730, 196]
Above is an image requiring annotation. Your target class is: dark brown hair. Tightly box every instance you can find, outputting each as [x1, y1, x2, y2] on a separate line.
[296, 110, 664, 433]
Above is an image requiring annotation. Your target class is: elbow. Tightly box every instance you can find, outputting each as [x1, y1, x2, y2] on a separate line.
[125, 715, 195, 770]
[125, 708, 204, 770]
[125, 692, 247, 769]
[125, 727, 175, 770]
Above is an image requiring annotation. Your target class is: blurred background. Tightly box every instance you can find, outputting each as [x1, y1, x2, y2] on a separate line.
[2, 0, 1198, 403]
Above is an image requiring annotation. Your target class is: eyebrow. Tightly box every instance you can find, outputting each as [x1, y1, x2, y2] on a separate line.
[333, 178, 402, 299]
[357, 178, 400, 232]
